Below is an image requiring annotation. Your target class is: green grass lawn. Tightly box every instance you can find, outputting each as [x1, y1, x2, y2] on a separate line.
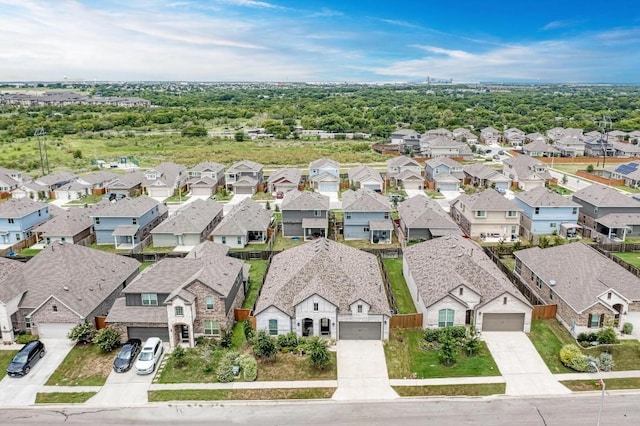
[148, 388, 335, 402]
[243, 259, 268, 310]
[88, 243, 130, 254]
[65, 194, 103, 205]
[271, 234, 305, 251]
[500, 256, 516, 272]
[613, 185, 640, 193]
[338, 233, 401, 249]
[230, 242, 269, 252]
[165, 192, 190, 203]
[383, 258, 416, 314]
[139, 261, 154, 271]
[0, 351, 18, 380]
[612, 252, 640, 268]
[583, 340, 640, 371]
[36, 392, 96, 404]
[547, 184, 573, 195]
[561, 377, 640, 391]
[393, 383, 506, 397]
[142, 244, 176, 253]
[384, 329, 500, 379]
[46, 344, 115, 386]
[252, 192, 274, 201]
[19, 248, 42, 256]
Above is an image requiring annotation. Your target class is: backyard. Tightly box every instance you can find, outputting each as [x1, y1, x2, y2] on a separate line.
[243, 259, 268, 310]
[612, 251, 640, 269]
[382, 258, 416, 314]
[46, 343, 115, 386]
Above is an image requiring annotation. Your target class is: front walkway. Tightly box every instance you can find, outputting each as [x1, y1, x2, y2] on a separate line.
[482, 332, 571, 396]
[332, 340, 398, 401]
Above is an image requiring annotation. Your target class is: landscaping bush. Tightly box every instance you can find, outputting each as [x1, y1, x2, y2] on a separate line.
[92, 326, 121, 352]
[577, 332, 598, 343]
[596, 327, 618, 345]
[252, 331, 277, 360]
[465, 325, 481, 356]
[598, 352, 615, 372]
[277, 332, 298, 350]
[424, 328, 441, 342]
[16, 332, 39, 344]
[450, 326, 467, 340]
[171, 345, 187, 368]
[216, 351, 239, 383]
[242, 320, 254, 341]
[219, 328, 233, 349]
[559, 344, 590, 372]
[622, 322, 633, 335]
[238, 354, 258, 381]
[307, 337, 330, 370]
[67, 322, 96, 344]
[438, 329, 457, 367]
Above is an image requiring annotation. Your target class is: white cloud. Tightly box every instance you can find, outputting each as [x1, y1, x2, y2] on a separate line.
[542, 20, 570, 31]
[216, 0, 283, 9]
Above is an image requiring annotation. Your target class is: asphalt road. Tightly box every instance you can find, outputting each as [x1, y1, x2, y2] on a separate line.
[1, 393, 637, 425]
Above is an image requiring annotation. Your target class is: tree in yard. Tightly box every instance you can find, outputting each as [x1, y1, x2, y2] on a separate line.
[73, 149, 82, 159]
[307, 337, 330, 370]
[438, 328, 457, 367]
[170, 345, 188, 368]
[562, 174, 568, 185]
[92, 326, 121, 352]
[465, 325, 481, 356]
[234, 131, 245, 142]
[265, 200, 271, 210]
[586, 164, 594, 173]
[67, 322, 96, 344]
[252, 330, 277, 360]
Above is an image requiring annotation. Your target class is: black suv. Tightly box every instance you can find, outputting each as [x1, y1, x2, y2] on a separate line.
[6, 340, 46, 377]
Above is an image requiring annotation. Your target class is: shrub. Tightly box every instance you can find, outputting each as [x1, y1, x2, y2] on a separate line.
[171, 345, 187, 368]
[219, 328, 233, 349]
[438, 329, 457, 367]
[424, 328, 441, 342]
[277, 332, 298, 350]
[216, 351, 239, 383]
[67, 322, 96, 344]
[242, 320, 254, 341]
[16, 333, 39, 344]
[596, 327, 618, 345]
[598, 352, 615, 372]
[252, 330, 277, 360]
[559, 344, 590, 372]
[238, 354, 258, 381]
[93, 327, 121, 352]
[622, 322, 633, 335]
[307, 337, 330, 370]
[465, 325, 481, 356]
[449, 326, 467, 340]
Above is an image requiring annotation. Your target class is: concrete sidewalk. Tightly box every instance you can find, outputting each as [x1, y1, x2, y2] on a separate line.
[150, 380, 337, 391]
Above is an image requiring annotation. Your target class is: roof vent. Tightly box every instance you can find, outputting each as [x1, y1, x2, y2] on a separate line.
[63, 286, 69, 291]
[549, 279, 556, 286]
[88, 287, 94, 291]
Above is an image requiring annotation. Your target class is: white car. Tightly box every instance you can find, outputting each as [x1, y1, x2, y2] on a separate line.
[134, 337, 164, 375]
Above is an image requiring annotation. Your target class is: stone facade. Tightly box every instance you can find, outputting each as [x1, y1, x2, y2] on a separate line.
[30, 297, 81, 336]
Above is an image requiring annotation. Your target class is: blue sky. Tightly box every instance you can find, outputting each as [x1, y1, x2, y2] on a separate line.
[1, 0, 639, 82]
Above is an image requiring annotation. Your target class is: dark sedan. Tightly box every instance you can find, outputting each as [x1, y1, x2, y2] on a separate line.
[6, 340, 46, 377]
[113, 338, 142, 373]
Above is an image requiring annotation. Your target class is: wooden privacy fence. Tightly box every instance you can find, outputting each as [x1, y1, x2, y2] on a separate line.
[94, 316, 107, 330]
[234, 308, 251, 322]
[390, 313, 423, 329]
[532, 304, 557, 320]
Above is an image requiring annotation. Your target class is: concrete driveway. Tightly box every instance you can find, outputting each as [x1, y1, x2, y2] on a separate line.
[87, 355, 161, 405]
[482, 332, 570, 396]
[405, 189, 427, 198]
[0, 339, 74, 406]
[332, 340, 397, 401]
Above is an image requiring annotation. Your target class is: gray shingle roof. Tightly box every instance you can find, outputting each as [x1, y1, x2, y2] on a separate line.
[212, 198, 270, 236]
[347, 165, 383, 184]
[267, 167, 302, 186]
[35, 172, 78, 186]
[151, 199, 222, 235]
[255, 238, 390, 316]
[596, 213, 640, 227]
[502, 155, 552, 181]
[90, 195, 159, 218]
[404, 235, 531, 309]
[228, 160, 263, 173]
[34, 202, 108, 237]
[342, 188, 390, 212]
[573, 184, 640, 208]
[146, 162, 187, 187]
[281, 190, 329, 210]
[234, 176, 258, 187]
[425, 157, 463, 169]
[515, 186, 580, 208]
[451, 189, 520, 212]
[78, 171, 119, 186]
[309, 157, 339, 170]
[515, 242, 640, 312]
[387, 155, 420, 168]
[106, 297, 167, 324]
[0, 197, 48, 218]
[463, 163, 503, 180]
[310, 171, 339, 184]
[107, 171, 145, 189]
[523, 139, 560, 154]
[190, 161, 224, 174]
[0, 257, 26, 302]
[398, 195, 461, 233]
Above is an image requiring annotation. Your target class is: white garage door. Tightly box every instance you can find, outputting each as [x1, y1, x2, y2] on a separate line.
[147, 187, 169, 198]
[338, 322, 381, 340]
[38, 323, 76, 339]
[319, 183, 337, 192]
[191, 187, 213, 196]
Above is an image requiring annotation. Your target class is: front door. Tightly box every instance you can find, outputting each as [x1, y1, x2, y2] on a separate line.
[302, 318, 313, 337]
[181, 325, 189, 341]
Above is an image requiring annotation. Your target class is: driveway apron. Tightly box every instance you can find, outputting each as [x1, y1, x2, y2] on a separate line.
[482, 332, 570, 396]
[0, 339, 74, 406]
[332, 340, 398, 401]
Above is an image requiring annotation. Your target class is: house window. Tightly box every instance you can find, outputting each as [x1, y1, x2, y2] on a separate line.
[221, 236, 226, 244]
[15, 234, 20, 241]
[313, 303, 319, 311]
[8, 218, 14, 224]
[572, 207, 578, 214]
[515, 259, 522, 274]
[459, 287, 464, 296]
[142, 293, 158, 306]
[550, 223, 556, 228]
[536, 277, 543, 289]
[25, 317, 31, 328]
[607, 292, 612, 300]
[52, 305, 58, 312]
[175, 306, 184, 316]
[314, 210, 321, 217]
[589, 314, 601, 328]
[237, 236, 242, 245]
[38, 210, 41, 217]
[549, 290, 554, 300]
[503, 297, 508, 305]
[475, 210, 486, 218]
[204, 320, 220, 336]
[205, 296, 214, 310]
[438, 309, 454, 327]
[506, 211, 517, 217]
[132, 218, 137, 225]
[345, 212, 351, 220]
[384, 212, 390, 220]
[535, 207, 540, 215]
[95, 217, 100, 225]
[268, 319, 278, 336]
[61, 237, 65, 242]
[363, 227, 369, 232]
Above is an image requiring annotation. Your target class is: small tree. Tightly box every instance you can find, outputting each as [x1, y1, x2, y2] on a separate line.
[265, 200, 271, 210]
[93, 327, 121, 352]
[438, 329, 457, 367]
[243, 319, 254, 341]
[586, 164, 595, 173]
[219, 328, 233, 348]
[171, 345, 187, 368]
[252, 330, 277, 360]
[307, 337, 330, 370]
[67, 322, 96, 344]
[465, 325, 481, 356]
[234, 131, 245, 142]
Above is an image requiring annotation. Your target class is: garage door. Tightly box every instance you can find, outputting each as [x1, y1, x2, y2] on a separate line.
[234, 185, 254, 194]
[147, 187, 169, 198]
[127, 326, 170, 342]
[319, 183, 337, 192]
[338, 322, 381, 340]
[482, 313, 525, 331]
[191, 187, 213, 196]
[38, 323, 76, 339]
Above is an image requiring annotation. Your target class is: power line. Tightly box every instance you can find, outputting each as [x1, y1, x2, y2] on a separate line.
[34, 128, 50, 175]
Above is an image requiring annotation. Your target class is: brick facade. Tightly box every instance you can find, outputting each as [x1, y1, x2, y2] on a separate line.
[30, 298, 81, 336]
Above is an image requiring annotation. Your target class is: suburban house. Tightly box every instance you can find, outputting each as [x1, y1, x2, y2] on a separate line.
[0, 257, 25, 342]
[554, 135, 585, 157]
[144, 162, 187, 198]
[502, 155, 554, 190]
[504, 128, 526, 147]
[151, 199, 223, 248]
[0, 167, 27, 186]
[254, 238, 391, 340]
[594, 213, 640, 241]
[11, 181, 49, 201]
[187, 161, 225, 196]
[76, 171, 119, 195]
[33, 202, 108, 245]
[397, 195, 462, 242]
[106, 171, 146, 197]
[347, 165, 384, 192]
[386, 155, 422, 181]
[481, 127, 501, 144]
[281, 190, 330, 239]
[547, 127, 584, 142]
[425, 128, 454, 139]
[514, 242, 640, 336]
[34, 172, 78, 198]
[605, 161, 640, 188]
[309, 158, 340, 192]
[0, 174, 19, 196]
[267, 167, 302, 194]
[463, 163, 512, 190]
[450, 189, 521, 239]
[106, 241, 246, 347]
[394, 169, 425, 191]
[0, 198, 51, 245]
[611, 141, 640, 158]
[225, 160, 264, 194]
[522, 140, 560, 157]
[91, 196, 168, 249]
[526, 132, 548, 144]
[342, 188, 393, 243]
[53, 181, 92, 201]
[572, 184, 640, 239]
[390, 128, 420, 145]
[583, 136, 616, 158]
[420, 136, 472, 160]
[514, 186, 581, 240]
[452, 128, 477, 144]
[403, 235, 533, 332]
[607, 130, 627, 143]
[0, 242, 139, 341]
[424, 157, 464, 192]
[211, 198, 271, 248]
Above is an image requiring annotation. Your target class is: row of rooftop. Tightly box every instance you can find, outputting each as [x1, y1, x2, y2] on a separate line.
[0, 91, 151, 107]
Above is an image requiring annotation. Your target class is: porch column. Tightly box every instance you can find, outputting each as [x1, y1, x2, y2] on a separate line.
[0, 308, 14, 343]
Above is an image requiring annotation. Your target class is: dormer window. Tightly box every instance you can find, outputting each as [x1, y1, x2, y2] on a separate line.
[459, 287, 464, 296]
[52, 305, 58, 312]
[607, 292, 612, 300]
[357, 304, 363, 313]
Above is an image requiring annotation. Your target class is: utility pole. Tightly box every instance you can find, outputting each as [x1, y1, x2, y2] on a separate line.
[34, 128, 49, 175]
[598, 116, 612, 169]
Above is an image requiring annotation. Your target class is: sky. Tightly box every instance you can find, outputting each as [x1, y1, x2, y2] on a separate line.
[1, 0, 639, 83]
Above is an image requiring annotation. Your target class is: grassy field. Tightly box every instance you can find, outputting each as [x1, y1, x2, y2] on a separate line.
[148, 388, 335, 402]
[393, 383, 505, 397]
[384, 329, 500, 379]
[383, 258, 417, 314]
[0, 351, 18, 380]
[35, 392, 96, 404]
[46, 344, 115, 386]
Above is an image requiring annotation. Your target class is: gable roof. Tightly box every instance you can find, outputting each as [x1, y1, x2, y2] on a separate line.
[572, 184, 640, 208]
[267, 167, 302, 186]
[228, 160, 263, 173]
[90, 195, 162, 218]
[452, 189, 520, 212]
[398, 195, 461, 234]
[425, 157, 463, 169]
[502, 155, 552, 180]
[281, 190, 330, 210]
[77, 171, 119, 186]
[515, 242, 640, 312]
[387, 155, 420, 168]
[34, 202, 109, 237]
[347, 165, 383, 183]
[310, 171, 339, 184]
[255, 238, 390, 317]
[515, 186, 580, 208]
[0, 197, 48, 218]
[151, 199, 223, 235]
[190, 161, 224, 174]
[145, 162, 186, 187]
[107, 171, 145, 189]
[35, 171, 78, 186]
[342, 188, 390, 212]
[0, 257, 26, 302]
[309, 157, 339, 170]
[212, 198, 271, 236]
[522, 139, 560, 154]
[463, 163, 503, 180]
[404, 235, 531, 309]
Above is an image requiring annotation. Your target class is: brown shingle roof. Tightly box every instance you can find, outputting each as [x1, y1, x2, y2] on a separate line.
[573, 184, 640, 208]
[0, 198, 48, 218]
[516, 186, 580, 208]
[151, 199, 222, 235]
[342, 188, 390, 212]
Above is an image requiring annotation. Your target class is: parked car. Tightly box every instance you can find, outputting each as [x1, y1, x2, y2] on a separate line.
[276, 191, 284, 199]
[6, 340, 45, 377]
[492, 154, 501, 160]
[498, 150, 505, 155]
[103, 192, 116, 201]
[113, 338, 142, 373]
[134, 337, 164, 375]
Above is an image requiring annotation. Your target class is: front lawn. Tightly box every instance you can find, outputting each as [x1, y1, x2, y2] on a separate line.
[383, 258, 416, 314]
[243, 259, 268, 309]
[65, 194, 103, 205]
[547, 184, 573, 195]
[148, 388, 335, 402]
[393, 383, 505, 397]
[561, 378, 640, 391]
[46, 344, 115, 386]
[583, 340, 640, 371]
[256, 352, 337, 381]
[384, 329, 500, 379]
[0, 351, 18, 380]
[36, 392, 96, 404]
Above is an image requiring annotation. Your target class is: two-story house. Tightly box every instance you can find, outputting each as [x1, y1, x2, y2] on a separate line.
[267, 167, 302, 194]
[452, 128, 478, 144]
[424, 157, 464, 192]
[397, 195, 461, 241]
[106, 241, 246, 347]
[151, 199, 223, 248]
[420, 136, 473, 160]
[211, 198, 271, 248]
[281, 190, 330, 239]
[225, 160, 264, 195]
[33, 202, 107, 245]
[106, 171, 146, 197]
[386, 155, 422, 179]
[481, 127, 501, 144]
[463, 163, 512, 190]
[144, 162, 187, 198]
[91, 196, 168, 249]
[186, 161, 225, 196]
[504, 127, 526, 147]
[554, 135, 585, 157]
[0, 198, 50, 245]
[514, 186, 581, 240]
[342, 188, 393, 243]
[502, 155, 554, 190]
[347, 165, 384, 192]
[309, 158, 340, 193]
[450, 189, 521, 239]
[522, 139, 560, 157]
